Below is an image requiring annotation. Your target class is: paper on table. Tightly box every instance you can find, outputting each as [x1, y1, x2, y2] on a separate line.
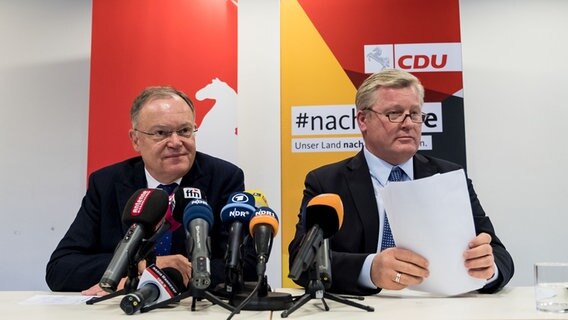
[19, 295, 95, 304]
[379, 169, 486, 296]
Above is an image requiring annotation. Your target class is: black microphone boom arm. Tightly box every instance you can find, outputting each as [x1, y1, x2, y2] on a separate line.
[289, 226, 323, 281]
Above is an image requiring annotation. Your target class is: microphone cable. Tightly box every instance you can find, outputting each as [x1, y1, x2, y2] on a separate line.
[226, 275, 262, 320]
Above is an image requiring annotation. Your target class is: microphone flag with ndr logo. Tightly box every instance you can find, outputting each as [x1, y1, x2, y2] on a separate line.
[281, 0, 465, 287]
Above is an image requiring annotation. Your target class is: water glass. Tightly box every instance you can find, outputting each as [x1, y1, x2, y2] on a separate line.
[535, 262, 568, 312]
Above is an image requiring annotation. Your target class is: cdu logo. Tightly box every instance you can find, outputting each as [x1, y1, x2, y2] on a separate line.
[364, 44, 394, 73]
[394, 43, 461, 72]
[364, 42, 462, 73]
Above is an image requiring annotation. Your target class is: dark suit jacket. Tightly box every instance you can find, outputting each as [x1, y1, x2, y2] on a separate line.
[288, 151, 514, 296]
[46, 152, 256, 291]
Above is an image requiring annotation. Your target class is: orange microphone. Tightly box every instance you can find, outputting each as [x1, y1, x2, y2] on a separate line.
[245, 189, 270, 208]
[304, 193, 343, 237]
[249, 206, 279, 276]
[289, 193, 343, 281]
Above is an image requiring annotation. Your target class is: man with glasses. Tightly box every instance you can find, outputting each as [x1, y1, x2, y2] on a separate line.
[46, 86, 256, 295]
[289, 69, 514, 296]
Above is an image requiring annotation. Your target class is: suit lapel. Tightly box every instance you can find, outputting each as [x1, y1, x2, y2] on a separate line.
[179, 156, 209, 191]
[346, 151, 380, 253]
[413, 153, 439, 179]
[116, 160, 147, 233]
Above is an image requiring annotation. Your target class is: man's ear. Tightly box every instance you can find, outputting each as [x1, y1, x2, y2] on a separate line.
[356, 111, 368, 133]
[129, 129, 140, 152]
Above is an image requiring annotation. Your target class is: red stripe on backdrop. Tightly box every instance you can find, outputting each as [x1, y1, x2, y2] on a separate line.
[88, 0, 237, 176]
[297, 0, 461, 92]
[298, 0, 461, 70]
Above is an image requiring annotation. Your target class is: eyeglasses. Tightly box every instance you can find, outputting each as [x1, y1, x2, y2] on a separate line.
[134, 126, 198, 141]
[366, 109, 425, 123]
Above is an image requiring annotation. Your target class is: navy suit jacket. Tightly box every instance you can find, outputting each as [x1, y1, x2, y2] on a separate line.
[289, 151, 514, 296]
[46, 152, 256, 291]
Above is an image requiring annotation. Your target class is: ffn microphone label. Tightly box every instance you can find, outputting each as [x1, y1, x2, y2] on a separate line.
[183, 187, 202, 199]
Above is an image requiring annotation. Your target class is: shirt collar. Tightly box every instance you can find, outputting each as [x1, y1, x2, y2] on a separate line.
[144, 168, 182, 188]
[363, 147, 414, 186]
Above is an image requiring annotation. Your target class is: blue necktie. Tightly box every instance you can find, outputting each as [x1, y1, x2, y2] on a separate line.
[380, 166, 404, 251]
[154, 183, 178, 256]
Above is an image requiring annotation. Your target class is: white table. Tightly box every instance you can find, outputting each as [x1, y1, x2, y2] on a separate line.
[2, 287, 568, 319]
[0, 291, 269, 320]
[275, 286, 568, 320]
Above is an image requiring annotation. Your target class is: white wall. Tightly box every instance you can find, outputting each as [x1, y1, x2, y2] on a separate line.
[238, 0, 282, 288]
[460, 0, 568, 286]
[0, 1, 91, 290]
[1, 0, 566, 290]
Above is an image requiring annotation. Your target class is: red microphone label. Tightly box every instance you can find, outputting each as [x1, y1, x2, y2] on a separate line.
[131, 190, 153, 216]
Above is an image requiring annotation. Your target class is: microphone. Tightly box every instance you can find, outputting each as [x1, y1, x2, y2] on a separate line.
[288, 193, 343, 281]
[245, 189, 269, 208]
[120, 265, 185, 315]
[99, 189, 169, 292]
[171, 186, 205, 225]
[316, 239, 332, 288]
[220, 191, 256, 290]
[248, 207, 279, 277]
[182, 198, 214, 290]
[228, 207, 294, 314]
[158, 186, 204, 237]
[172, 187, 204, 218]
[138, 186, 205, 262]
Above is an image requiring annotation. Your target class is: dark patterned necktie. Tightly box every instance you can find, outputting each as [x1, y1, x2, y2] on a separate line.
[154, 183, 178, 256]
[380, 166, 404, 251]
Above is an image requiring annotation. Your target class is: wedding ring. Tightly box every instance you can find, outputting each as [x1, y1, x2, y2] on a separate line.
[394, 272, 402, 283]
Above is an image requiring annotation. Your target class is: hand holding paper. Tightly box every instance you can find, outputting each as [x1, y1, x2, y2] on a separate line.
[378, 169, 486, 296]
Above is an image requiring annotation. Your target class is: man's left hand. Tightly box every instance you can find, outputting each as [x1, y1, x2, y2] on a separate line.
[464, 232, 495, 280]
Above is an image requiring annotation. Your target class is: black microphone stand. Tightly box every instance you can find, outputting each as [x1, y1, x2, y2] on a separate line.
[218, 235, 249, 304]
[229, 275, 293, 312]
[143, 280, 235, 313]
[225, 264, 244, 303]
[86, 252, 148, 305]
[281, 263, 374, 318]
[191, 282, 236, 312]
[142, 251, 235, 314]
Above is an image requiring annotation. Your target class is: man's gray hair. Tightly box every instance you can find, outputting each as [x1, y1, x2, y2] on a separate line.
[355, 69, 425, 112]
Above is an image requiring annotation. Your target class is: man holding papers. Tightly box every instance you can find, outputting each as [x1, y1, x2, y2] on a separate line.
[288, 69, 514, 296]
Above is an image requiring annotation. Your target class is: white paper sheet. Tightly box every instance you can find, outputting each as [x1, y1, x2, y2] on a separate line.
[379, 169, 486, 296]
[19, 295, 95, 304]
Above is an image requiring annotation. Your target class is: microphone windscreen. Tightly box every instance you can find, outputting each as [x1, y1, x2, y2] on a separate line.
[172, 187, 204, 223]
[182, 199, 214, 231]
[305, 193, 344, 238]
[220, 191, 256, 224]
[161, 267, 187, 292]
[245, 189, 269, 208]
[122, 189, 169, 233]
[249, 207, 279, 237]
